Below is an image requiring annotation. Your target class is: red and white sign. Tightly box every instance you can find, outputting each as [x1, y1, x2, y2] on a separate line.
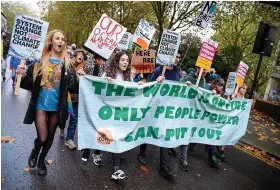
[236, 61, 249, 85]
[84, 14, 127, 60]
[198, 42, 217, 62]
[195, 39, 218, 70]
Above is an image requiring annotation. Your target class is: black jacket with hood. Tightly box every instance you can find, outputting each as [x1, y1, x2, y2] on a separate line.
[20, 62, 78, 125]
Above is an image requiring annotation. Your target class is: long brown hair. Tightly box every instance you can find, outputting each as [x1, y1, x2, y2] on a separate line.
[106, 51, 131, 81]
[33, 29, 70, 85]
[72, 49, 85, 71]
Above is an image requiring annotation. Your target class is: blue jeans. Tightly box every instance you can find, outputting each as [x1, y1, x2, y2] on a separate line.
[66, 103, 78, 141]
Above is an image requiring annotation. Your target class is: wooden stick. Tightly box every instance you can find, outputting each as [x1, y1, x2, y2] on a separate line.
[234, 84, 239, 96]
[196, 67, 203, 86]
[14, 59, 25, 96]
[161, 65, 167, 77]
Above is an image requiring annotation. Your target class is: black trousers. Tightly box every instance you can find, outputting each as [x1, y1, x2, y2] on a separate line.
[139, 144, 168, 168]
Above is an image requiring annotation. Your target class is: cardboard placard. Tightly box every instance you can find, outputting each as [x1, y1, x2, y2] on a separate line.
[195, 1, 217, 29]
[132, 19, 156, 50]
[225, 72, 237, 95]
[236, 61, 249, 85]
[84, 14, 127, 60]
[8, 13, 49, 62]
[195, 39, 218, 70]
[132, 50, 155, 73]
[156, 29, 181, 66]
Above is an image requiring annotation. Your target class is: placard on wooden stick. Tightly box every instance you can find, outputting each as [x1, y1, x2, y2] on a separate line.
[195, 39, 218, 86]
[8, 13, 49, 95]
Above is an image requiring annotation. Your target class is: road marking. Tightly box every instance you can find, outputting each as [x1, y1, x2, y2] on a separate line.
[234, 144, 280, 169]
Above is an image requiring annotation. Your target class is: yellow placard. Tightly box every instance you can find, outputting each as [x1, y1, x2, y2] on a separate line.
[195, 56, 212, 70]
[236, 75, 244, 86]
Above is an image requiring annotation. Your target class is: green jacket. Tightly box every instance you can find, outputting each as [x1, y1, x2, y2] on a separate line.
[181, 71, 206, 88]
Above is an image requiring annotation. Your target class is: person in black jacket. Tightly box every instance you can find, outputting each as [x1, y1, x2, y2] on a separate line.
[17, 30, 82, 176]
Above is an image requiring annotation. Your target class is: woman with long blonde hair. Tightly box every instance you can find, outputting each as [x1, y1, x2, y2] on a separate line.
[17, 29, 82, 175]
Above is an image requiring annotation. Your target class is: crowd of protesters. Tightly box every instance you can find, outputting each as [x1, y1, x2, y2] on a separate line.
[0, 28, 249, 181]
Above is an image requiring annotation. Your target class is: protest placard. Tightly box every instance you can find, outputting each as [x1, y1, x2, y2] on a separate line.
[8, 13, 49, 95]
[195, 39, 218, 86]
[84, 14, 127, 60]
[132, 19, 156, 50]
[195, 1, 217, 29]
[132, 50, 155, 73]
[8, 13, 49, 62]
[156, 29, 181, 66]
[225, 72, 237, 95]
[78, 76, 252, 153]
[117, 32, 132, 50]
[236, 61, 249, 86]
[195, 39, 218, 70]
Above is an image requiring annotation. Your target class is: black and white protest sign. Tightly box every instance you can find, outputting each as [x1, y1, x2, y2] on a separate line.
[156, 29, 181, 66]
[8, 13, 49, 62]
[195, 1, 217, 29]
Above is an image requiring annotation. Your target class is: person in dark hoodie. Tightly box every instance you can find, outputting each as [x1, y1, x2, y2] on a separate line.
[137, 50, 182, 180]
[182, 66, 220, 168]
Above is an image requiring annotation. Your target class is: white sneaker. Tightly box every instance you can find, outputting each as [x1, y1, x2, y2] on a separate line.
[65, 140, 76, 149]
[111, 167, 126, 180]
[92, 153, 102, 166]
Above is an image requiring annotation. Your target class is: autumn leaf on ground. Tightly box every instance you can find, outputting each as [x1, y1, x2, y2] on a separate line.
[47, 160, 53, 165]
[244, 145, 254, 151]
[270, 129, 280, 134]
[246, 130, 252, 134]
[24, 165, 30, 172]
[1, 177, 4, 182]
[140, 165, 149, 172]
[257, 132, 268, 141]
[253, 149, 262, 156]
[271, 138, 280, 144]
[254, 127, 263, 132]
[1, 136, 15, 143]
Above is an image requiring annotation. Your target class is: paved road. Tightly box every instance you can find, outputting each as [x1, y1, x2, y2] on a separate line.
[1, 78, 280, 190]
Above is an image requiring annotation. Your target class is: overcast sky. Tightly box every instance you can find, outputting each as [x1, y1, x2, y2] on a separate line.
[25, 0, 215, 42]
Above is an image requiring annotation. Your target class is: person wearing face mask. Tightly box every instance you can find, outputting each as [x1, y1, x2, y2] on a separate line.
[91, 51, 131, 181]
[16, 30, 83, 176]
[64, 49, 87, 149]
[137, 51, 183, 180]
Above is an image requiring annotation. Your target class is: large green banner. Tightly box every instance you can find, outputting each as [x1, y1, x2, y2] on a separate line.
[78, 76, 252, 153]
